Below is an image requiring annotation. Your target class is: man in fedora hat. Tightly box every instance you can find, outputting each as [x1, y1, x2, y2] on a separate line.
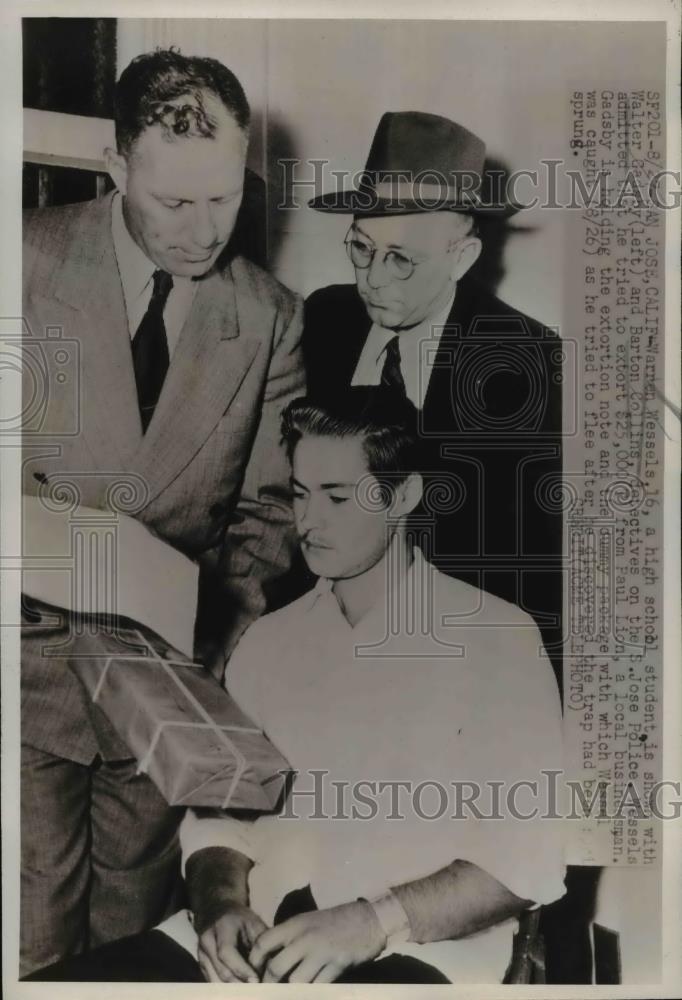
[304, 111, 563, 675]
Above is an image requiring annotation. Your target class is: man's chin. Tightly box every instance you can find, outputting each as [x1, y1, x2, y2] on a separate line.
[301, 546, 340, 577]
[166, 251, 222, 278]
[364, 302, 403, 328]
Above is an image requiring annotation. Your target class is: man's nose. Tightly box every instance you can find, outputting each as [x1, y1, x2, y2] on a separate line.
[190, 204, 219, 249]
[365, 252, 392, 289]
[297, 496, 323, 533]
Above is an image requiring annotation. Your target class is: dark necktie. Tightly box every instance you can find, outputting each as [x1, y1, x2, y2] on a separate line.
[380, 335, 406, 396]
[132, 269, 173, 432]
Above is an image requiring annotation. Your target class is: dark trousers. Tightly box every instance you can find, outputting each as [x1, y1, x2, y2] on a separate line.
[25, 886, 450, 984]
[21, 745, 184, 978]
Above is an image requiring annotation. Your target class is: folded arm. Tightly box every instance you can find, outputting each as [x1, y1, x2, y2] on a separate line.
[246, 856, 531, 983]
[185, 839, 531, 984]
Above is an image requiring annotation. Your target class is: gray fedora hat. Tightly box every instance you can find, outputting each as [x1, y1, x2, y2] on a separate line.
[308, 111, 521, 216]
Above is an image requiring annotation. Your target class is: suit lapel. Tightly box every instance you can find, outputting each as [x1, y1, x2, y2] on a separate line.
[422, 282, 473, 433]
[36, 198, 263, 504]
[341, 297, 371, 383]
[130, 261, 260, 504]
[48, 194, 143, 469]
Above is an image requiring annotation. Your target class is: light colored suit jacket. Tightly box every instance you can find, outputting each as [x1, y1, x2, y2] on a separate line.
[22, 192, 305, 762]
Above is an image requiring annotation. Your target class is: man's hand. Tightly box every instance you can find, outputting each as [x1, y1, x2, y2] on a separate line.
[248, 901, 387, 983]
[197, 902, 268, 983]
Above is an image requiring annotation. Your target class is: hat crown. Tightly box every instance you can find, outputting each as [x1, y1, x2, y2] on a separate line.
[364, 111, 486, 179]
[307, 110, 519, 214]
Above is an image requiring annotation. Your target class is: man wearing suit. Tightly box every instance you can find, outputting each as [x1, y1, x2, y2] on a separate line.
[304, 112, 562, 678]
[21, 49, 304, 975]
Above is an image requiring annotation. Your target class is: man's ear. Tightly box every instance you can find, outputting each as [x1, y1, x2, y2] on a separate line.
[451, 236, 482, 282]
[105, 147, 128, 195]
[393, 473, 423, 517]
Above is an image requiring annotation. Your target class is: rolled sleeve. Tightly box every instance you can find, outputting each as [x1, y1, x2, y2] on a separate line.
[179, 809, 258, 875]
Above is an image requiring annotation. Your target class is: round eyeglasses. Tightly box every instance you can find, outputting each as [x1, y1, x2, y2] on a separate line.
[344, 236, 421, 281]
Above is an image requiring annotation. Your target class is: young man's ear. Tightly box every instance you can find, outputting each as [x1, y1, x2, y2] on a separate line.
[392, 473, 423, 517]
[104, 147, 128, 195]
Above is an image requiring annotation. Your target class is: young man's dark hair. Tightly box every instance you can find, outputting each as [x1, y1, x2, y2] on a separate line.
[281, 387, 420, 499]
[114, 47, 250, 154]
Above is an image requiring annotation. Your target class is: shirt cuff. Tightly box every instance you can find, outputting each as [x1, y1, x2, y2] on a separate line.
[179, 810, 257, 877]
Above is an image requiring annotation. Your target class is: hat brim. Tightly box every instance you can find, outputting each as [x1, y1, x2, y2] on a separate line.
[308, 189, 523, 217]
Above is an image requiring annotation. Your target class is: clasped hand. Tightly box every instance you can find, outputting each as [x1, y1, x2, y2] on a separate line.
[198, 899, 387, 983]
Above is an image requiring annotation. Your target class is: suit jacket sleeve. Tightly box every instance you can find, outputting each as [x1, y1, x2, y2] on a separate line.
[205, 293, 305, 671]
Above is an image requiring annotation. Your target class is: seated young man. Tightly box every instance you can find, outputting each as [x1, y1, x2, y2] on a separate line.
[27, 387, 565, 984]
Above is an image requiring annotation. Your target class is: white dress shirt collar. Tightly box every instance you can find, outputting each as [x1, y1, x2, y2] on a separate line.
[304, 542, 428, 638]
[110, 192, 198, 356]
[111, 190, 156, 308]
[351, 288, 457, 408]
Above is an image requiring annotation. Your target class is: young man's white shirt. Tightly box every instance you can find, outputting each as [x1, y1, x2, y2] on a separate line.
[167, 547, 566, 983]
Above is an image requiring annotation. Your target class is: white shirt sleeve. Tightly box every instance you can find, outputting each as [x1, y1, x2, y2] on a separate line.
[179, 808, 258, 874]
[454, 624, 567, 906]
[179, 621, 270, 872]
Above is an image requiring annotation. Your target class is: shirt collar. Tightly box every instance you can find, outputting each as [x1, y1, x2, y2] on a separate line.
[301, 544, 430, 628]
[299, 573, 334, 614]
[111, 191, 156, 303]
[418, 286, 457, 338]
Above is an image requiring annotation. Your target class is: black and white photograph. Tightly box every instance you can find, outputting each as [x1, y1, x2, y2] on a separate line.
[1, 3, 680, 996]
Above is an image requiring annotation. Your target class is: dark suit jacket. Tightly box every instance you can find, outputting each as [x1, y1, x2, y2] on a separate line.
[304, 277, 563, 681]
[22, 193, 305, 763]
